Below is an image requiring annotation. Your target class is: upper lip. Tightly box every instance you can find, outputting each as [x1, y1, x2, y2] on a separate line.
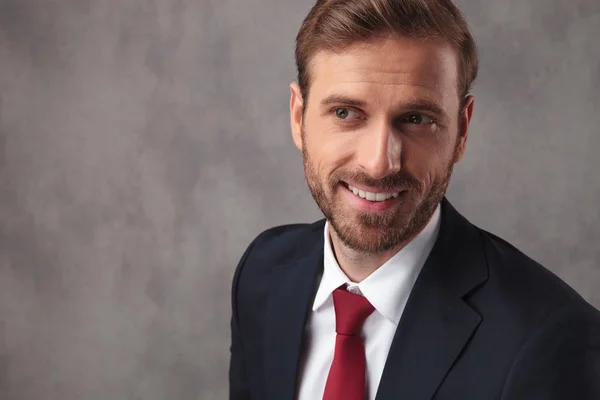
[343, 181, 403, 194]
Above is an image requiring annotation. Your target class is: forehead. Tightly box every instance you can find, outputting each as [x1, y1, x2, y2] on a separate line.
[308, 35, 459, 108]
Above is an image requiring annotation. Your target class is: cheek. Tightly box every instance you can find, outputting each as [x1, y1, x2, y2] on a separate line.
[402, 141, 451, 187]
[304, 128, 356, 178]
[304, 139, 337, 186]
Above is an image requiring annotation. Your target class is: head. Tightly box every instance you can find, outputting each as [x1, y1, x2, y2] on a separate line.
[290, 0, 478, 254]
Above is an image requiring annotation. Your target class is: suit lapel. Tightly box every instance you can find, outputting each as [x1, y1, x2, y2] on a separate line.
[263, 222, 324, 400]
[375, 198, 489, 400]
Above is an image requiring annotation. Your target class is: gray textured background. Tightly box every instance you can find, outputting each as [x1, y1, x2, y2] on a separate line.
[0, 0, 598, 399]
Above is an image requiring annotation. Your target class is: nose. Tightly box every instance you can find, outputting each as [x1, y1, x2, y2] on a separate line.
[357, 120, 402, 180]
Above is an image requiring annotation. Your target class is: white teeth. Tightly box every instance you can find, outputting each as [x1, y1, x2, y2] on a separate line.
[347, 184, 399, 202]
[375, 193, 387, 201]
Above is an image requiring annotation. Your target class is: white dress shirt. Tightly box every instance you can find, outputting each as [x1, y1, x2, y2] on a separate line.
[296, 204, 441, 400]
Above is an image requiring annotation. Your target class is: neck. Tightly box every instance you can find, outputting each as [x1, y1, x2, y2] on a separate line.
[328, 218, 433, 283]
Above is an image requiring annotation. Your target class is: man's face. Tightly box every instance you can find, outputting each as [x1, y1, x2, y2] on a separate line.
[290, 35, 474, 254]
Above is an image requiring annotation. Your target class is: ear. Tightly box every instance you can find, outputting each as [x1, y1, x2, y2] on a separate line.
[454, 95, 475, 163]
[289, 82, 304, 152]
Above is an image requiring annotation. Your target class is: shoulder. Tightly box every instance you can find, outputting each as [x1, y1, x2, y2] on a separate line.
[475, 226, 599, 327]
[232, 219, 325, 288]
[463, 225, 600, 395]
[230, 219, 326, 333]
[241, 219, 325, 267]
[490, 240, 600, 397]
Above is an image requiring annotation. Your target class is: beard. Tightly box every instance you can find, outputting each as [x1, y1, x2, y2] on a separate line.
[302, 131, 458, 255]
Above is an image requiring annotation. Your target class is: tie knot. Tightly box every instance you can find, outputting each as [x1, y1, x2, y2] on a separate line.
[332, 287, 375, 336]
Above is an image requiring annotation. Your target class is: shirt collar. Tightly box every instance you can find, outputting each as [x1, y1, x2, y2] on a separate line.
[312, 203, 441, 325]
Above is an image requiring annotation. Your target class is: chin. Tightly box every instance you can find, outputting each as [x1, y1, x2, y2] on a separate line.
[339, 229, 405, 254]
[331, 211, 413, 253]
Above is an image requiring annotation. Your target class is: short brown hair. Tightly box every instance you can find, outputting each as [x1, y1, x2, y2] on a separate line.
[295, 0, 478, 108]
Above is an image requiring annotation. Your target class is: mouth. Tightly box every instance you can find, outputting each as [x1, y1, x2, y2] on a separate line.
[340, 181, 405, 212]
[344, 182, 401, 202]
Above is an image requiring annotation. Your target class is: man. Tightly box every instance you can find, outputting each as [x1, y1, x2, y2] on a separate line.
[229, 0, 600, 399]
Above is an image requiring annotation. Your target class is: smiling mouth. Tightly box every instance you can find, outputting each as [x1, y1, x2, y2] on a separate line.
[344, 183, 402, 202]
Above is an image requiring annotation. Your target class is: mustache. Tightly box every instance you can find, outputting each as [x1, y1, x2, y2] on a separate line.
[332, 170, 422, 192]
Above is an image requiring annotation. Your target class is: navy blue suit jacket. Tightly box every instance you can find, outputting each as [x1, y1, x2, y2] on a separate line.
[229, 198, 600, 399]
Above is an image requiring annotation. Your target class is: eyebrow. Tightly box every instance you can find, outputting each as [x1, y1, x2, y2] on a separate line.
[320, 94, 450, 121]
[320, 95, 367, 108]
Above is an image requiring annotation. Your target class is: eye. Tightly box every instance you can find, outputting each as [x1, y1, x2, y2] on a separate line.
[333, 107, 360, 120]
[405, 113, 434, 124]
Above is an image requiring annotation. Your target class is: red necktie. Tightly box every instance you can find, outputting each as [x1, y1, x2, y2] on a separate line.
[323, 287, 375, 400]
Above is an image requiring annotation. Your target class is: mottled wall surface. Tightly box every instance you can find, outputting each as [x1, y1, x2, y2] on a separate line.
[0, 0, 598, 399]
